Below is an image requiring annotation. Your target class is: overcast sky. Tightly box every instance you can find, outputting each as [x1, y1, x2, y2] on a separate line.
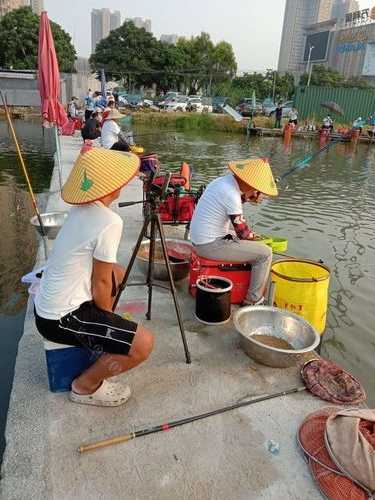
[44, 0, 372, 72]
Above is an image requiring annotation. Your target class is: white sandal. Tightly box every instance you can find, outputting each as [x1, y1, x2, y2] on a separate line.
[70, 380, 131, 407]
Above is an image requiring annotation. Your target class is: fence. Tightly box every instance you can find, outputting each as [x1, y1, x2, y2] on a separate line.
[294, 86, 375, 123]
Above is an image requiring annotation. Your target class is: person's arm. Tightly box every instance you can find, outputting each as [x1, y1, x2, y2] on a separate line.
[92, 259, 115, 312]
[92, 221, 123, 311]
[229, 214, 255, 240]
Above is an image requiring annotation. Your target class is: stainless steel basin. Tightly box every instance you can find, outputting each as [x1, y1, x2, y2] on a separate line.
[136, 239, 192, 281]
[233, 306, 320, 368]
[30, 211, 68, 239]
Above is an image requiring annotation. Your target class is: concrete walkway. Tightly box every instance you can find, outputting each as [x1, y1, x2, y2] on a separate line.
[1, 134, 325, 500]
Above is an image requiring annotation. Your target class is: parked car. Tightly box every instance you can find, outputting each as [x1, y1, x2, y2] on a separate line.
[262, 98, 276, 116]
[236, 98, 263, 117]
[267, 100, 294, 118]
[165, 96, 188, 112]
[212, 96, 229, 113]
[186, 97, 213, 113]
[158, 91, 182, 108]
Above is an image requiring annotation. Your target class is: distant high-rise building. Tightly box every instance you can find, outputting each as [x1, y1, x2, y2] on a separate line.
[30, 0, 43, 15]
[0, 0, 27, 17]
[331, 0, 359, 20]
[128, 17, 152, 33]
[91, 8, 121, 53]
[160, 34, 178, 45]
[278, 0, 334, 74]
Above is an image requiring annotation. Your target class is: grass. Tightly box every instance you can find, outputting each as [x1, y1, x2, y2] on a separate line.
[132, 111, 246, 134]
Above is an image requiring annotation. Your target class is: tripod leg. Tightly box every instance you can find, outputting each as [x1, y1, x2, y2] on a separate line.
[112, 215, 150, 312]
[146, 216, 157, 320]
[156, 215, 191, 364]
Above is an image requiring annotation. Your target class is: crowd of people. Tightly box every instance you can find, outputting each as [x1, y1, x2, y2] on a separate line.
[67, 89, 132, 151]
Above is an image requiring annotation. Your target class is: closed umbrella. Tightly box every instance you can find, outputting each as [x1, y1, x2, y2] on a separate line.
[321, 101, 344, 116]
[252, 90, 256, 110]
[100, 69, 107, 104]
[37, 11, 68, 190]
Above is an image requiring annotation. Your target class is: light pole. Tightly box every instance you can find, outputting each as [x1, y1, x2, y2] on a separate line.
[307, 45, 315, 87]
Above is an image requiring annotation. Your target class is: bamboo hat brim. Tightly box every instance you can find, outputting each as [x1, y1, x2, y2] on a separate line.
[106, 109, 125, 121]
[228, 158, 278, 196]
[62, 148, 140, 205]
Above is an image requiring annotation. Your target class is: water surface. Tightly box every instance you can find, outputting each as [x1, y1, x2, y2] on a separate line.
[0, 119, 55, 464]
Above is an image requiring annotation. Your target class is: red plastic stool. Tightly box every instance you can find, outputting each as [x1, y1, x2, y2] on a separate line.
[189, 249, 252, 304]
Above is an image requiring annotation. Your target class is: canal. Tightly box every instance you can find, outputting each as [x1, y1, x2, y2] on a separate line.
[0, 119, 55, 465]
[1, 122, 374, 465]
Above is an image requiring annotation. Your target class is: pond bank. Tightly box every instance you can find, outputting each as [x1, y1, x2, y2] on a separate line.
[1, 133, 327, 499]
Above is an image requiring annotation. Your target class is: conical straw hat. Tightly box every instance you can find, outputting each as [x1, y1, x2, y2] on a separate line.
[62, 148, 140, 205]
[228, 158, 278, 196]
[105, 109, 125, 121]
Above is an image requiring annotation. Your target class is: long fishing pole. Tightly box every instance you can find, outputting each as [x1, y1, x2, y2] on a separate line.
[0, 90, 48, 258]
[78, 386, 306, 454]
[278, 137, 341, 182]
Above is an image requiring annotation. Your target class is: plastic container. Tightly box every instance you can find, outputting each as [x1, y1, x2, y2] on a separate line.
[271, 259, 331, 334]
[270, 237, 288, 253]
[195, 276, 233, 325]
[189, 250, 251, 304]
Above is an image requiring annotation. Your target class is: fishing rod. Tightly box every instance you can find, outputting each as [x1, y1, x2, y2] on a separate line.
[278, 137, 341, 182]
[0, 90, 48, 259]
[78, 386, 306, 453]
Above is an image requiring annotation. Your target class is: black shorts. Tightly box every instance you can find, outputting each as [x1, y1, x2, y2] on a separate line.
[34, 301, 138, 356]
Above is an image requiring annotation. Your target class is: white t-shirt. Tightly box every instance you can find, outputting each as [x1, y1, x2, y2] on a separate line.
[35, 202, 123, 320]
[190, 174, 243, 245]
[101, 120, 121, 149]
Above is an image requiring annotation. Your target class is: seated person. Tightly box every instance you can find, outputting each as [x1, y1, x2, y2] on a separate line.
[34, 149, 154, 407]
[81, 110, 102, 141]
[352, 117, 365, 134]
[190, 158, 278, 306]
[101, 99, 116, 123]
[101, 109, 130, 151]
[322, 116, 333, 131]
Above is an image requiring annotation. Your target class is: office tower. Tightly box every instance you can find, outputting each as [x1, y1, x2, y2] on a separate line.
[0, 0, 27, 18]
[30, 0, 43, 15]
[278, 0, 334, 74]
[160, 34, 178, 45]
[129, 17, 152, 33]
[332, 0, 359, 20]
[91, 8, 122, 53]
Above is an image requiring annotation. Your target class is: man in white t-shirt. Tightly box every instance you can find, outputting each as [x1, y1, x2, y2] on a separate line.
[101, 108, 130, 151]
[34, 148, 154, 407]
[190, 158, 278, 305]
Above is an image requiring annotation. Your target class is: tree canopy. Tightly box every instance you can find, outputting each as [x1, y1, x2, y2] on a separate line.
[299, 64, 370, 89]
[213, 70, 295, 105]
[0, 7, 76, 72]
[90, 22, 237, 93]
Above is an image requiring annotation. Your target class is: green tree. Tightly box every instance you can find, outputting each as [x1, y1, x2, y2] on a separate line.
[90, 20, 161, 90]
[0, 6, 76, 72]
[157, 42, 186, 92]
[299, 65, 345, 87]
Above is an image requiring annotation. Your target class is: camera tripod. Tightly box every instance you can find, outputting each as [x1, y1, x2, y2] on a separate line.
[113, 174, 191, 364]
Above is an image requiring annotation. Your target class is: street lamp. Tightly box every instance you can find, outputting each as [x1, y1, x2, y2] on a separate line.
[307, 45, 315, 87]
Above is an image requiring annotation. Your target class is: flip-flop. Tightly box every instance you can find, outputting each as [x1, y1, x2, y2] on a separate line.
[70, 380, 131, 407]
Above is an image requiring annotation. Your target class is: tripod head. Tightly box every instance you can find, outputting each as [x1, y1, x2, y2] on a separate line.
[118, 170, 172, 209]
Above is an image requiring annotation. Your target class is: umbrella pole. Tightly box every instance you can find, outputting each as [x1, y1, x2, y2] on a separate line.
[54, 126, 63, 191]
[0, 90, 48, 260]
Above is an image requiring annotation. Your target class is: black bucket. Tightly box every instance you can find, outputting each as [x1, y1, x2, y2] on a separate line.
[195, 276, 233, 325]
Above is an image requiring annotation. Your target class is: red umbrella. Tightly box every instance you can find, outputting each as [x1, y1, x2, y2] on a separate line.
[37, 11, 68, 127]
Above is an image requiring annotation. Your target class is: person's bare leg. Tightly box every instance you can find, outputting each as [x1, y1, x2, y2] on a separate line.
[72, 325, 154, 395]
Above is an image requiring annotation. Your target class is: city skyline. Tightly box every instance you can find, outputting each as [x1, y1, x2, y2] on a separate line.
[41, 0, 374, 72]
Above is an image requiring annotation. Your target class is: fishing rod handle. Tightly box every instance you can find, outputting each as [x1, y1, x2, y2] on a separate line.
[78, 432, 135, 453]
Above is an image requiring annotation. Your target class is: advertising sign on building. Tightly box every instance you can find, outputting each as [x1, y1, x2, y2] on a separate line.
[303, 32, 330, 62]
[362, 43, 375, 75]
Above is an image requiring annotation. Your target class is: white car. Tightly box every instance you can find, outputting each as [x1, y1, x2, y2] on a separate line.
[187, 97, 213, 113]
[165, 96, 188, 112]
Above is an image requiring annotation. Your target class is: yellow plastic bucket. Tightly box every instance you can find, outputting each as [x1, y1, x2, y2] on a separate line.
[271, 259, 330, 334]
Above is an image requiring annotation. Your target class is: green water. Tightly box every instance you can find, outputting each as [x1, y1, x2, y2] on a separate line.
[0, 120, 55, 465]
[136, 127, 375, 404]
